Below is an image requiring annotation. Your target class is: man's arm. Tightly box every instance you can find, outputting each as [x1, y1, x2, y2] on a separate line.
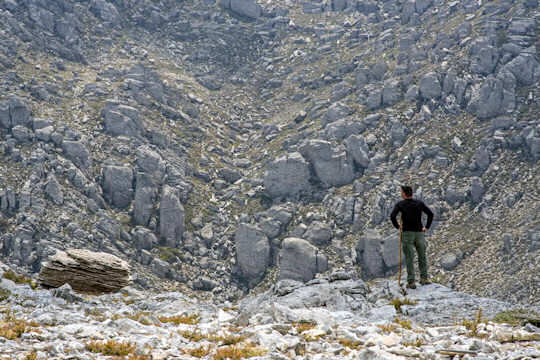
[422, 202, 434, 229]
[390, 203, 401, 229]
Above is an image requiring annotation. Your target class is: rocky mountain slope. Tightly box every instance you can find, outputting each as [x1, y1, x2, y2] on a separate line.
[0, 0, 538, 308]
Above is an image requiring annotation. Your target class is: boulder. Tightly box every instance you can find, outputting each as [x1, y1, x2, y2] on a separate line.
[472, 146, 490, 172]
[39, 249, 130, 293]
[133, 173, 158, 226]
[503, 54, 539, 86]
[365, 87, 383, 110]
[441, 251, 462, 271]
[221, 0, 262, 19]
[382, 79, 403, 106]
[419, 72, 441, 100]
[44, 174, 64, 205]
[279, 237, 328, 282]
[62, 140, 91, 169]
[345, 135, 370, 168]
[0, 96, 31, 129]
[136, 145, 165, 180]
[304, 221, 333, 246]
[264, 152, 311, 198]
[102, 165, 134, 209]
[355, 229, 384, 278]
[299, 140, 354, 187]
[90, 0, 120, 24]
[322, 102, 353, 128]
[325, 119, 365, 140]
[102, 102, 141, 137]
[470, 45, 499, 75]
[468, 74, 515, 120]
[470, 177, 485, 203]
[235, 224, 270, 287]
[159, 186, 185, 247]
[331, 0, 348, 11]
[218, 167, 242, 183]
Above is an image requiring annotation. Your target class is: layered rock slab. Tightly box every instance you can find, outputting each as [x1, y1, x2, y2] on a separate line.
[39, 249, 130, 293]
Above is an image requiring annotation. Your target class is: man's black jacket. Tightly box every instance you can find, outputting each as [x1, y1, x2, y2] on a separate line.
[390, 198, 434, 232]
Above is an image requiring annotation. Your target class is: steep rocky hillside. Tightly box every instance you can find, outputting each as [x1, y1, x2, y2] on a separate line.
[0, 0, 538, 307]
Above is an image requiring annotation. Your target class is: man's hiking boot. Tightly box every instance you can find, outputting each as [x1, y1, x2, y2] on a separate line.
[406, 282, 416, 289]
[420, 278, 431, 285]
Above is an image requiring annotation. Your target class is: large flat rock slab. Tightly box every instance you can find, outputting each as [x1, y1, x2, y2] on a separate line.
[39, 249, 130, 293]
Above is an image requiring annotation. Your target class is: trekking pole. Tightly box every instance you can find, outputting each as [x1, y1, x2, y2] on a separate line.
[398, 218, 407, 295]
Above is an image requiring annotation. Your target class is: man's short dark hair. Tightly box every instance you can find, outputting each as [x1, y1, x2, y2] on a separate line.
[401, 185, 413, 197]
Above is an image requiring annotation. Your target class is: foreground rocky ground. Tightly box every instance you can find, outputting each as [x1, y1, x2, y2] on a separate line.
[1, 264, 539, 359]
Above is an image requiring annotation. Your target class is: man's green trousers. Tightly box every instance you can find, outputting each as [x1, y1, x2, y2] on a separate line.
[402, 231, 428, 283]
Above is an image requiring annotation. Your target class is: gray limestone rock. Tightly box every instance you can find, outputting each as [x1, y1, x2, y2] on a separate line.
[102, 165, 134, 209]
[355, 229, 384, 279]
[468, 75, 515, 120]
[279, 237, 328, 282]
[159, 186, 185, 247]
[151, 258, 172, 279]
[299, 140, 354, 187]
[473, 146, 490, 172]
[11, 125, 33, 143]
[51, 283, 84, 303]
[345, 135, 370, 168]
[325, 119, 365, 140]
[44, 174, 64, 205]
[102, 103, 141, 137]
[365, 87, 383, 110]
[62, 140, 91, 169]
[235, 224, 270, 287]
[470, 177, 485, 203]
[133, 227, 158, 250]
[220, 0, 262, 19]
[264, 152, 311, 198]
[470, 45, 499, 75]
[1, 97, 32, 129]
[322, 102, 353, 128]
[90, 0, 120, 24]
[9, 97, 31, 128]
[304, 221, 333, 246]
[218, 168, 242, 183]
[419, 72, 441, 100]
[503, 54, 539, 86]
[441, 251, 462, 271]
[382, 79, 403, 106]
[133, 173, 158, 226]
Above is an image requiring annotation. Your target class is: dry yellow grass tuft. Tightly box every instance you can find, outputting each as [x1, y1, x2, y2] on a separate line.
[402, 338, 424, 347]
[462, 309, 487, 338]
[24, 351, 37, 360]
[0, 312, 40, 340]
[213, 343, 267, 360]
[292, 320, 317, 333]
[85, 340, 136, 356]
[179, 329, 206, 342]
[0, 288, 10, 302]
[159, 314, 200, 325]
[209, 333, 247, 346]
[185, 345, 212, 358]
[2, 270, 37, 289]
[337, 338, 363, 349]
[394, 317, 412, 329]
[377, 323, 398, 333]
[390, 297, 418, 313]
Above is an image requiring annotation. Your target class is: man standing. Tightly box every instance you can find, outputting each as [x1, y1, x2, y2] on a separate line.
[390, 185, 434, 289]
